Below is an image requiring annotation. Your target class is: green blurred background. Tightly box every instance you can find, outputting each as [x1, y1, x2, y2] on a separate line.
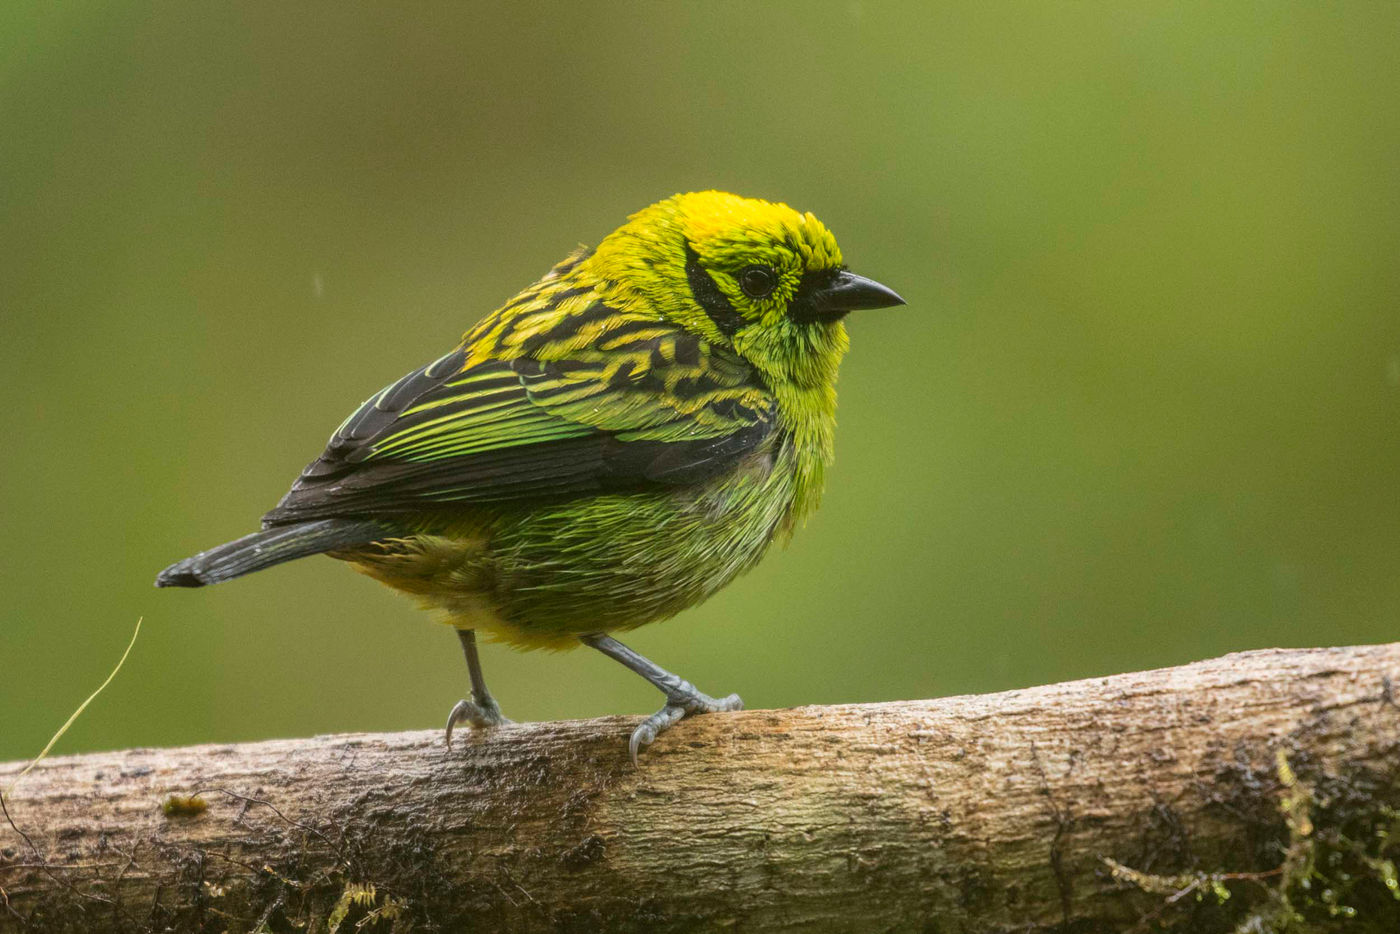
[3, 2, 1398, 762]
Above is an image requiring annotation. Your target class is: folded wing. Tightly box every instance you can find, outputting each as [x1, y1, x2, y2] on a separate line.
[262, 321, 776, 525]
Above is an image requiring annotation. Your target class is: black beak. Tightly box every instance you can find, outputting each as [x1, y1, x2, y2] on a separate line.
[796, 270, 905, 323]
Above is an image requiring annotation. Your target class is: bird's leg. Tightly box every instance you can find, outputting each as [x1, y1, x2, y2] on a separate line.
[580, 633, 743, 764]
[445, 628, 511, 747]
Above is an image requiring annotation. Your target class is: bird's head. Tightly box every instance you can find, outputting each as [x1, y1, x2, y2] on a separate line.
[590, 191, 904, 388]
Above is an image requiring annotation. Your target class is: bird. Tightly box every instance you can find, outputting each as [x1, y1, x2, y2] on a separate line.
[156, 190, 904, 762]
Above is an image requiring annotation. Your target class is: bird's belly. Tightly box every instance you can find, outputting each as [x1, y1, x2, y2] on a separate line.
[347, 446, 799, 650]
[485, 449, 795, 647]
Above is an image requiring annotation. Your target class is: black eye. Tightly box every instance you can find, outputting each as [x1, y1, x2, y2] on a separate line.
[738, 265, 778, 299]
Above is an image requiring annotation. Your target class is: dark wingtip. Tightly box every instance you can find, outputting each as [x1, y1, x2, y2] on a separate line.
[155, 562, 206, 588]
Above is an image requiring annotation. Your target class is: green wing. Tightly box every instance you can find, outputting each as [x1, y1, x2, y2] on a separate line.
[262, 321, 776, 524]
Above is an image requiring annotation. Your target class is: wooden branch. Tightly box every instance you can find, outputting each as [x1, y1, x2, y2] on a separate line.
[3, 644, 1399, 933]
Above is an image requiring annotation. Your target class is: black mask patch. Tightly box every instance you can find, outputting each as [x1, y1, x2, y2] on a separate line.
[684, 243, 746, 337]
[787, 269, 843, 325]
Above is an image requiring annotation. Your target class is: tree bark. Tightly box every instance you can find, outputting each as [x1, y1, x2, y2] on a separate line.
[2, 644, 1399, 934]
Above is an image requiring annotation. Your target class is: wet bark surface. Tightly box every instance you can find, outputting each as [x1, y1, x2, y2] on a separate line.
[3, 643, 1399, 933]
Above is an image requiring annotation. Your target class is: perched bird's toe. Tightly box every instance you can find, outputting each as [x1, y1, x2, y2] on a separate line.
[628, 689, 743, 765]
[715, 693, 744, 713]
[629, 705, 686, 765]
[444, 697, 512, 748]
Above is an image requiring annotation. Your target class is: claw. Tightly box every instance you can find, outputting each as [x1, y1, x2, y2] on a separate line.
[628, 692, 744, 765]
[444, 696, 512, 749]
[629, 705, 685, 765]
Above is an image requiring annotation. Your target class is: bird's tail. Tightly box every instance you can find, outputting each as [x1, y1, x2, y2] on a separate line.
[155, 518, 387, 588]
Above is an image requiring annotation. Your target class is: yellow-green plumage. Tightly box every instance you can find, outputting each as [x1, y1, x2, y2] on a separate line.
[157, 190, 903, 754]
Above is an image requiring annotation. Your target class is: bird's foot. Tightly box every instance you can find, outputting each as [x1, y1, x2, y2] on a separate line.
[444, 694, 512, 748]
[629, 686, 743, 765]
